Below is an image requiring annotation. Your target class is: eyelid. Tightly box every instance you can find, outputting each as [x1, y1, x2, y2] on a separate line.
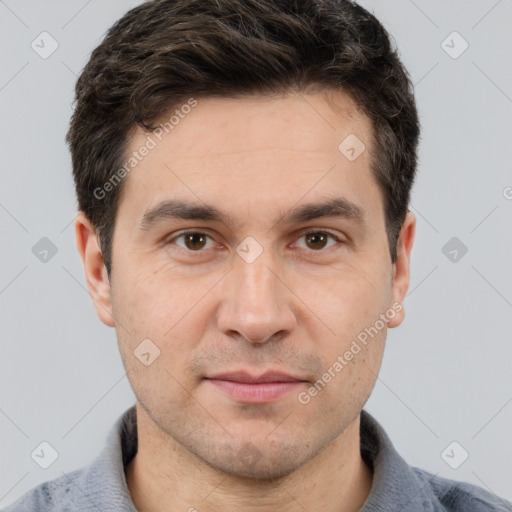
[299, 228, 343, 240]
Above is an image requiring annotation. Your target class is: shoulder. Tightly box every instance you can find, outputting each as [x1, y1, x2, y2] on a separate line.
[1, 468, 85, 512]
[2, 406, 138, 512]
[412, 467, 512, 512]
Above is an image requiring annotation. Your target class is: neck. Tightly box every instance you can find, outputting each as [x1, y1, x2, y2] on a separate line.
[125, 404, 373, 512]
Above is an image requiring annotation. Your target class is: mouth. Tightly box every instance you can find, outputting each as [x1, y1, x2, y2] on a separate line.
[204, 370, 308, 403]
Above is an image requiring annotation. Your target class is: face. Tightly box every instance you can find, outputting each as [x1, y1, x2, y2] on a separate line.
[77, 89, 414, 479]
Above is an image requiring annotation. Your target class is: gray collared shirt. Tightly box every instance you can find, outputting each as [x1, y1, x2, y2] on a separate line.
[3, 406, 511, 511]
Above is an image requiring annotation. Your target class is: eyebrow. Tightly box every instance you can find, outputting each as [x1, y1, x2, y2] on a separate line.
[139, 197, 365, 231]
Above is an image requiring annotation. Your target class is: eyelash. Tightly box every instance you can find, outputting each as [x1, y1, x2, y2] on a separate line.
[166, 229, 344, 254]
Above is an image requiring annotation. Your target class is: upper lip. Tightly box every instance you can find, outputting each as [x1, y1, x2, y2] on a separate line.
[205, 370, 306, 383]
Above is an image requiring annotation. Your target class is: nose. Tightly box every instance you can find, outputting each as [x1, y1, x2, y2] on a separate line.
[216, 250, 297, 345]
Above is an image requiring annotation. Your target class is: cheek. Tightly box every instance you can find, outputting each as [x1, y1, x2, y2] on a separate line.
[298, 262, 391, 390]
[112, 259, 194, 330]
[124, 359, 199, 425]
[303, 326, 386, 420]
[111, 264, 215, 381]
[304, 262, 391, 328]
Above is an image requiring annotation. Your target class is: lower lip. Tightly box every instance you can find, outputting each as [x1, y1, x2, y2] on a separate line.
[206, 379, 305, 403]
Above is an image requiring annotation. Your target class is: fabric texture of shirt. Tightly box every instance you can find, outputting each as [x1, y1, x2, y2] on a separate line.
[3, 405, 511, 511]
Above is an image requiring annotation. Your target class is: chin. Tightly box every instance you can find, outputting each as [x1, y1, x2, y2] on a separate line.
[201, 440, 321, 481]
[213, 457, 301, 481]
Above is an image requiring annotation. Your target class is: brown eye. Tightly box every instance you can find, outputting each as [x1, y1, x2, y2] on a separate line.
[173, 232, 215, 251]
[295, 231, 340, 251]
[305, 232, 329, 250]
[184, 233, 207, 250]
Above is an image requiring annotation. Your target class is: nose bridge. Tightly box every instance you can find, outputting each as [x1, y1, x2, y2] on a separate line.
[217, 242, 296, 343]
[239, 252, 276, 299]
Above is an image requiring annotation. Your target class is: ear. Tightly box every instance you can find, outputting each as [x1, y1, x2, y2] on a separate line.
[388, 210, 416, 328]
[75, 211, 115, 327]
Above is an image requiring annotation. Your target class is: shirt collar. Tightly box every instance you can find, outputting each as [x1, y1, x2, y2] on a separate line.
[359, 409, 439, 511]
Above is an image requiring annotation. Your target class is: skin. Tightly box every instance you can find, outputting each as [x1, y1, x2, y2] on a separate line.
[76, 89, 415, 512]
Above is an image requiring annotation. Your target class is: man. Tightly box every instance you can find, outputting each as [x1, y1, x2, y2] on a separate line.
[4, 0, 511, 511]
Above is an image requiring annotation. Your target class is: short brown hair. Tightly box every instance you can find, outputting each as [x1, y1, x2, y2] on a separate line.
[66, 0, 420, 276]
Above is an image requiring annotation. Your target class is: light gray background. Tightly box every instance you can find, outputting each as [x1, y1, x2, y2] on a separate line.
[1, 0, 511, 507]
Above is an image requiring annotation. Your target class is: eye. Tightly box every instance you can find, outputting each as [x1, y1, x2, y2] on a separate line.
[167, 229, 342, 254]
[294, 230, 342, 251]
[172, 231, 216, 251]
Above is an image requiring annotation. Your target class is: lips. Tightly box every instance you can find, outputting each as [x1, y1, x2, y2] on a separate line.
[204, 370, 308, 403]
[205, 370, 305, 384]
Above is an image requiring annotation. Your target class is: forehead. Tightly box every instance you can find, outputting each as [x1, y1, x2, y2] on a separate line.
[117, 90, 377, 221]
[147, 90, 370, 155]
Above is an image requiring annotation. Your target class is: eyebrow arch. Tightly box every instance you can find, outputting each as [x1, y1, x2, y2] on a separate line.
[139, 197, 365, 232]
[139, 200, 236, 231]
[280, 197, 365, 226]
